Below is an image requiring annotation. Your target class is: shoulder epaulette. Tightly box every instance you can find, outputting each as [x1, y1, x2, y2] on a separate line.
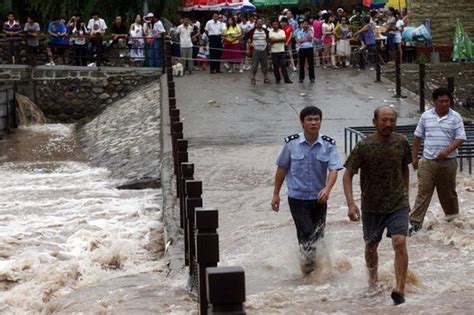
[322, 135, 336, 145]
[284, 134, 299, 143]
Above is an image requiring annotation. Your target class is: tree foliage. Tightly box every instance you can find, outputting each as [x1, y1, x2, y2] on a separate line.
[7, 0, 181, 26]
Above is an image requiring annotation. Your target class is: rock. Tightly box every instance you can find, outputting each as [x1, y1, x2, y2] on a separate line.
[93, 88, 104, 94]
[116, 177, 161, 190]
[98, 93, 110, 100]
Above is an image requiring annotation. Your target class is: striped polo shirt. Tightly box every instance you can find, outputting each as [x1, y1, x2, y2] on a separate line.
[414, 108, 467, 160]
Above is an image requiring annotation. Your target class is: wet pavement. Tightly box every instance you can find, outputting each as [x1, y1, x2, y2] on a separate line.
[173, 68, 474, 313]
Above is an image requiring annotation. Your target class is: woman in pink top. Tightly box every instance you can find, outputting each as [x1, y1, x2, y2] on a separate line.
[312, 15, 323, 66]
[322, 13, 337, 68]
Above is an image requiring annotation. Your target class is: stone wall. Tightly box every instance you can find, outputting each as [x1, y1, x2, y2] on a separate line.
[0, 65, 161, 122]
[409, 0, 474, 45]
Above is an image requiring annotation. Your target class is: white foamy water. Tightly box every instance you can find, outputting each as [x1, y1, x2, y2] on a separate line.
[0, 161, 166, 313]
[191, 144, 474, 314]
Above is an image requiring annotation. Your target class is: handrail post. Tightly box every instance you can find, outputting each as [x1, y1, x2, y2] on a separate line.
[196, 208, 219, 315]
[171, 121, 183, 173]
[395, 50, 401, 98]
[185, 180, 203, 290]
[375, 40, 381, 82]
[176, 139, 188, 196]
[419, 63, 426, 113]
[447, 77, 455, 107]
[206, 266, 246, 315]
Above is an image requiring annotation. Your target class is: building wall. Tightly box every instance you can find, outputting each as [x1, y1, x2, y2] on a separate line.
[409, 0, 474, 45]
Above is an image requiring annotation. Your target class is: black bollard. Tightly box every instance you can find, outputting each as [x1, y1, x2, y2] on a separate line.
[169, 97, 177, 109]
[375, 40, 381, 82]
[161, 37, 166, 74]
[196, 208, 219, 315]
[419, 63, 426, 113]
[447, 77, 455, 107]
[176, 139, 188, 196]
[395, 50, 401, 98]
[180, 163, 195, 265]
[185, 181, 203, 283]
[206, 266, 246, 315]
[168, 81, 176, 99]
[171, 122, 183, 174]
[170, 108, 180, 123]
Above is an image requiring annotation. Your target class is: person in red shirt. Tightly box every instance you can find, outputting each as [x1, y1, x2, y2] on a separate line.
[281, 18, 296, 72]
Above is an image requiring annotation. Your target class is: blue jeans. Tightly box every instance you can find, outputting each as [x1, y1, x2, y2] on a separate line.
[288, 197, 327, 252]
[149, 38, 162, 67]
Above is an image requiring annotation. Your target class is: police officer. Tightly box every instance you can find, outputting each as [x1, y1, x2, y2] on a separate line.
[271, 106, 343, 275]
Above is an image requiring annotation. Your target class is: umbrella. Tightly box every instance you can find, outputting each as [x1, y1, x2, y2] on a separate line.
[241, 0, 256, 11]
[253, 0, 299, 8]
[386, 0, 406, 9]
[362, 0, 388, 9]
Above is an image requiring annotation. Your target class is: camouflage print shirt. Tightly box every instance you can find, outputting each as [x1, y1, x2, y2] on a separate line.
[344, 133, 412, 214]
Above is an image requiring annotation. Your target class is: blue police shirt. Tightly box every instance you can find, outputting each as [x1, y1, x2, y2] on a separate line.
[276, 132, 343, 200]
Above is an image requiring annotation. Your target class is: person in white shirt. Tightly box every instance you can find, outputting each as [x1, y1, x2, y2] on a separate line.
[87, 12, 107, 66]
[176, 18, 194, 75]
[151, 14, 166, 67]
[269, 20, 292, 84]
[205, 13, 226, 74]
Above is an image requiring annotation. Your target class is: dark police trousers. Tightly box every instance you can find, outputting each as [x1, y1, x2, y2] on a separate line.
[298, 47, 315, 81]
[271, 52, 290, 82]
[209, 35, 223, 73]
[288, 197, 327, 253]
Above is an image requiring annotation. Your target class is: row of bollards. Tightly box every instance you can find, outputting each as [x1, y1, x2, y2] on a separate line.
[164, 38, 246, 315]
[374, 46, 458, 113]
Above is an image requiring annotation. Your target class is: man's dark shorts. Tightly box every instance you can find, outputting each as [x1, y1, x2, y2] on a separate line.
[49, 43, 66, 55]
[362, 207, 409, 244]
[387, 33, 396, 51]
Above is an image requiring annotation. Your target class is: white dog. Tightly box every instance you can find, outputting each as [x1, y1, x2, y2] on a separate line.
[172, 63, 184, 77]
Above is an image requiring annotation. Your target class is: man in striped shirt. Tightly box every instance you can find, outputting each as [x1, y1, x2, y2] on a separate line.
[410, 87, 467, 234]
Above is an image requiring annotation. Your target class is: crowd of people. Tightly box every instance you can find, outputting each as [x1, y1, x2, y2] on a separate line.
[169, 6, 411, 84]
[2, 11, 166, 67]
[2, 6, 412, 74]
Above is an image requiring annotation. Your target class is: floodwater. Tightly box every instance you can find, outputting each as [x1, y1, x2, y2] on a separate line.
[0, 125, 177, 314]
[190, 144, 474, 314]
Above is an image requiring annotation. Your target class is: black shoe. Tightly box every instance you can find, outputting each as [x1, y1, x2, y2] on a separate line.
[391, 291, 405, 305]
[210, 71, 216, 74]
[298, 79, 304, 83]
[276, 80, 281, 84]
[216, 71, 223, 73]
[284, 80, 293, 84]
[408, 222, 422, 236]
[310, 79, 315, 83]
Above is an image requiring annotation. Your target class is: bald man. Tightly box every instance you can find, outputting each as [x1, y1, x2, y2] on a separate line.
[343, 106, 412, 305]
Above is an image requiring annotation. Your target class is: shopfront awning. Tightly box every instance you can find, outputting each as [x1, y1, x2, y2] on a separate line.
[182, 0, 244, 11]
[252, 0, 299, 8]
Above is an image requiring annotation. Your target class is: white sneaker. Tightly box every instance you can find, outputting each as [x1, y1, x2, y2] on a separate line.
[46, 62, 55, 66]
[223, 63, 230, 70]
[292, 66, 297, 72]
[87, 62, 96, 67]
[239, 68, 243, 73]
[244, 65, 251, 71]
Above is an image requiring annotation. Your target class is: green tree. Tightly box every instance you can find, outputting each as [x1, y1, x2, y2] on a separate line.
[10, 0, 181, 26]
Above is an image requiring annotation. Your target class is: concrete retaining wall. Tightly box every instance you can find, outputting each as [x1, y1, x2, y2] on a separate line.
[0, 65, 161, 122]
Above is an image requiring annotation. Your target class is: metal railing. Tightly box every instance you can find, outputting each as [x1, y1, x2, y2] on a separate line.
[1, 35, 166, 70]
[0, 86, 17, 140]
[164, 38, 246, 314]
[344, 124, 474, 174]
